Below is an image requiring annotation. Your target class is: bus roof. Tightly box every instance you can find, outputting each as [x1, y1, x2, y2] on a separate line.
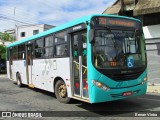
[7, 14, 140, 48]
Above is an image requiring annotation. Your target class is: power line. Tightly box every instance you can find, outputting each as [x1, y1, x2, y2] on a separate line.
[0, 7, 56, 24]
[0, 8, 39, 24]
[0, 14, 45, 29]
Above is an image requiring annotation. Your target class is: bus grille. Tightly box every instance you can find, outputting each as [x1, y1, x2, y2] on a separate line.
[108, 71, 142, 81]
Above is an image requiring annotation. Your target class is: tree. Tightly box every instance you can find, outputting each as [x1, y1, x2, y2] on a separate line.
[0, 45, 6, 60]
[0, 32, 15, 44]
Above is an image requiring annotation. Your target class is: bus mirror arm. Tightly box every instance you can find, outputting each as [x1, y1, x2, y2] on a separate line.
[89, 29, 94, 43]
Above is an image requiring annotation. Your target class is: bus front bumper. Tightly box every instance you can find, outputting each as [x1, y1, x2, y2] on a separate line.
[90, 82, 147, 103]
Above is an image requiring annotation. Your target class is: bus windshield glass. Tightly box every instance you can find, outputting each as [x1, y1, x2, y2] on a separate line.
[93, 29, 146, 69]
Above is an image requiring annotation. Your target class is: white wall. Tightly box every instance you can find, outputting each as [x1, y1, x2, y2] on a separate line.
[17, 24, 44, 41]
[143, 24, 160, 52]
[143, 24, 160, 39]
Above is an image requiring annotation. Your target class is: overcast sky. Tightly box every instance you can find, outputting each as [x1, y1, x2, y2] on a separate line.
[0, 0, 116, 32]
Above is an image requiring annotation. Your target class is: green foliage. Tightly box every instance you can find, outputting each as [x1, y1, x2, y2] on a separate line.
[0, 45, 6, 60]
[0, 32, 15, 42]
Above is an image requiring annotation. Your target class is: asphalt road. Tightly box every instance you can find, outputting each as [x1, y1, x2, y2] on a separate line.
[0, 77, 160, 120]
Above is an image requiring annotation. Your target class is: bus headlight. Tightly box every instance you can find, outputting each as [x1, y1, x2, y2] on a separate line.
[92, 80, 110, 91]
[142, 77, 147, 85]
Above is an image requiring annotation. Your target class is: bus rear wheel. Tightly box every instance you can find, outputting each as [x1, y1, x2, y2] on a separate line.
[16, 73, 23, 87]
[55, 80, 71, 103]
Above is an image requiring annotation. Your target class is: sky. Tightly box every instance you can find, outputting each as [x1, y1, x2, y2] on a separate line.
[0, 0, 116, 32]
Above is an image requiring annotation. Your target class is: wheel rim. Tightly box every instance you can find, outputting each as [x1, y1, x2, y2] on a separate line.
[58, 84, 67, 98]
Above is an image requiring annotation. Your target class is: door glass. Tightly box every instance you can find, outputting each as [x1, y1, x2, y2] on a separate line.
[27, 45, 33, 65]
[27, 47, 31, 65]
[72, 31, 88, 98]
[26, 45, 33, 84]
[81, 33, 88, 98]
[73, 34, 80, 96]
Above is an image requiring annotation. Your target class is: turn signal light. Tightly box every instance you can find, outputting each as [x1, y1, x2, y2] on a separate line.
[142, 76, 147, 85]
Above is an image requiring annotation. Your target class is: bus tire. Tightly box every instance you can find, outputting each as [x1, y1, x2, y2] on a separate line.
[55, 80, 71, 103]
[16, 73, 23, 87]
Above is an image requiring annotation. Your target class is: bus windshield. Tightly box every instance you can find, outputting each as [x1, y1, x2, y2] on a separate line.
[93, 29, 146, 69]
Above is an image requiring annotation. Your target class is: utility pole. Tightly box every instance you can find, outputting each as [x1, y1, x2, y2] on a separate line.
[15, 24, 18, 41]
[14, 7, 18, 41]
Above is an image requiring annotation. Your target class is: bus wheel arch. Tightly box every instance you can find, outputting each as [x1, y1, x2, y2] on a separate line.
[16, 72, 23, 87]
[54, 77, 71, 103]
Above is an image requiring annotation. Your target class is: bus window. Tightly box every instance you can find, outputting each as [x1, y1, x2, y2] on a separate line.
[35, 38, 44, 49]
[55, 44, 67, 56]
[54, 31, 68, 57]
[44, 36, 54, 58]
[18, 44, 25, 60]
[55, 31, 66, 43]
[44, 36, 54, 47]
[34, 38, 44, 58]
[13, 46, 18, 60]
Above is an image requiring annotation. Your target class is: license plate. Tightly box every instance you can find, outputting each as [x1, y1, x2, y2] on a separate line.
[123, 91, 132, 96]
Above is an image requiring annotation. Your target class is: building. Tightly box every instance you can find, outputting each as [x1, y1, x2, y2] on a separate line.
[4, 29, 16, 40]
[103, 0, 160, 55]
[16, 24, 54, 41]
[103, 0, 160, 84]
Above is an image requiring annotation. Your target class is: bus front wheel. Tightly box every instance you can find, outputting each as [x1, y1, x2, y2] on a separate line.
[16, 73, 23, 87]
[55, 80, 71, 103]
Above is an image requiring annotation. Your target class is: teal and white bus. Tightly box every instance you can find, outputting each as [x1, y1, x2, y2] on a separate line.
[6, 14, 147, 103]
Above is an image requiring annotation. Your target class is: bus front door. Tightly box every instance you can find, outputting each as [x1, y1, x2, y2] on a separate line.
[26, 44, 33, 85]
[72, 31, 89, 99]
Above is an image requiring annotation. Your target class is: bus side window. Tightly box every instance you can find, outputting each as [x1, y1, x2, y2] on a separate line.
[34, 38, 44, 58]
[18, 44, 25, 60]
[54, 31, 68, 57]
[44, 35, 54, 58]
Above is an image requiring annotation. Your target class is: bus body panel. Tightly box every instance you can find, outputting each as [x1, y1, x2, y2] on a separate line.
[11, 61, 17, 82]
[88, 65, 147, 88]
[31, 58, 71, 97]
[12, 60, 28, 84]
[90, 82, 147, 103]
[88, 68, 147, 103]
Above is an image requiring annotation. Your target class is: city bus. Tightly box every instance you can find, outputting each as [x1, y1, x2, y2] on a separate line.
[6, 14, 147, 103]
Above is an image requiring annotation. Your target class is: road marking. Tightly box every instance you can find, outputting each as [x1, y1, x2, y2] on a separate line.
[137, 98, 160, 102]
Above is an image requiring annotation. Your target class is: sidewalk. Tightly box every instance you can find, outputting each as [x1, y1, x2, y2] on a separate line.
[0, 74, 7, 78]
[147, 82, 160, 94]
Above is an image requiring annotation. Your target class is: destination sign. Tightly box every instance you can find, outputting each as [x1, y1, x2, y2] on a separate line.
[97, 17, 140, 28]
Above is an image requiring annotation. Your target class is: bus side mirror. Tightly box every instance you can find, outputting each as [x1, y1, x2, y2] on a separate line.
[89, 29, 94, 43]
[136, 29, 143, 35]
